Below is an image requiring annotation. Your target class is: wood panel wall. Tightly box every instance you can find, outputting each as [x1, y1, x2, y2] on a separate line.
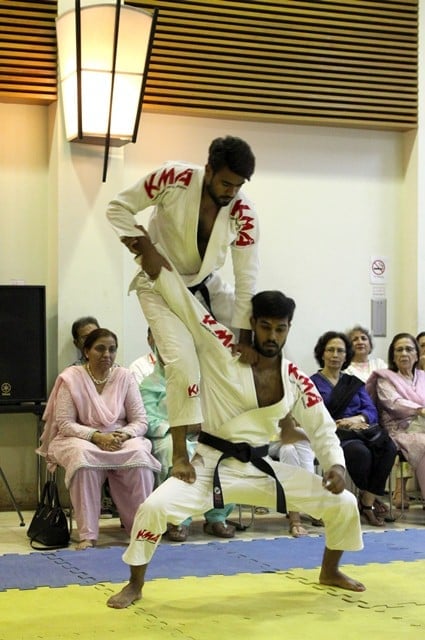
[129, 0, 418, 131]
[0, 0, 418, 131]
[0, 0, 57, 105]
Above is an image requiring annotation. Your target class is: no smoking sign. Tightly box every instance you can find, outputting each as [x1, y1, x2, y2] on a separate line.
[370, 256, 388, 284]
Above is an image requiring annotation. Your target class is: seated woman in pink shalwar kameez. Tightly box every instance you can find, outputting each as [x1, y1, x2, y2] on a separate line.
[38, 328, 161, 550]
[366, 332, 425, 513]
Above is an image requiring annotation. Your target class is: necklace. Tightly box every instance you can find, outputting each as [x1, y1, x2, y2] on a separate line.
[86, 363, 111, 385]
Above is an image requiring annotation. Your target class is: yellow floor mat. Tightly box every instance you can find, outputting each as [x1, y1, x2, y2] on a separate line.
[1, 561, 424, 640]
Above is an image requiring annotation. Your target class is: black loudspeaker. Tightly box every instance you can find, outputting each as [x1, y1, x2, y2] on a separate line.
[0, 285, 47, 404]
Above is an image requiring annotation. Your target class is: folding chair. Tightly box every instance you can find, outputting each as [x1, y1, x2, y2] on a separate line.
[227, 505, 256, 531]
[387, 450, 407, 520]
[0, 463, 25, 526]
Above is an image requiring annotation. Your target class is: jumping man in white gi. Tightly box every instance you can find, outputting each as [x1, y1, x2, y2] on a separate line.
[107, 260, 365, 609]
[107, 137, 258, 454]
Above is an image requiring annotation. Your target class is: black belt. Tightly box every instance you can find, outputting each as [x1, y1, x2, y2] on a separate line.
[188, 274, 214, 316]
[198, 431, 287, 514]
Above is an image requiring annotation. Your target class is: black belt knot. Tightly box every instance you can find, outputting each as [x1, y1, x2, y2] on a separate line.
[188, 274, 214, 316]
[226, 441, 269, 463]
[198, 431, 286, 514]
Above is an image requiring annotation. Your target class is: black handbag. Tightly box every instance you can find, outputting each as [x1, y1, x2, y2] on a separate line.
[27, 479, 70, 550]
[337, 423, 389, 448]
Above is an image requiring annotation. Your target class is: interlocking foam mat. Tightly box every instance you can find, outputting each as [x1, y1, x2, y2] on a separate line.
[1, 529, 424, 591]
[1, 564, 424, 640]
[1, 530, 424, 640]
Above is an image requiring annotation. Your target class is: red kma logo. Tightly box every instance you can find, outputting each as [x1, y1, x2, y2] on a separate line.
[287, 362, 322, 408]
[201, 314, 235, 350]
[187, 384, 199, 397]
[230, 199, 255, 247]
[144, 167, 194, 199]
[135, 529, 161, 544]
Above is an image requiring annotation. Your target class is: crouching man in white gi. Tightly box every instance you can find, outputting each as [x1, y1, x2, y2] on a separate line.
[107, 264, 365, 609]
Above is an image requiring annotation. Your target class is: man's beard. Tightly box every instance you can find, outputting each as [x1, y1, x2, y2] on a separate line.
[206, 183, 232, 207]
[253, 336, 283, 358]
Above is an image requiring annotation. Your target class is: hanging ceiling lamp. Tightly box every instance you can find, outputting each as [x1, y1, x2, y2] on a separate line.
[56, 1, 158, 181]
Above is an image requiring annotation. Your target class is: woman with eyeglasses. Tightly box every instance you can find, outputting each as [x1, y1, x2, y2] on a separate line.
[38, 328, 160, 549]
[311, 331, 397, 526]
[366, 333, 425, 510]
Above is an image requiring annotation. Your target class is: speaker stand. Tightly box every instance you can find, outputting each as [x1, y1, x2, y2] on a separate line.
[0, 465, 25, 526]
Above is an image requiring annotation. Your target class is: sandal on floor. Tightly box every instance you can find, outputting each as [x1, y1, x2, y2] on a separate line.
[358, 501, 384, 527]
[373, 498, 389, 515]
[289, 522, 309, 538]
[310, 517, 324, 527]
[203, 521, 236, 539]
[167, 524, 189, 542]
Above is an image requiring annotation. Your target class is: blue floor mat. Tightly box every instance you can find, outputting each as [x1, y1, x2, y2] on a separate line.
[1, 528, 424, 591]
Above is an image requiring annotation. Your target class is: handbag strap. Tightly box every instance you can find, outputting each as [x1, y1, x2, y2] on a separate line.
[44, 480, 63, 510]
[38, 480, 51, 507]
[30, 539, 69, 551]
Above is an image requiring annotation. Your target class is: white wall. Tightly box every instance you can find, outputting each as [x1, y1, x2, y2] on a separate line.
[0, 103, 52, 508]
[120, 113, 406, 373]
[0, 101, 421, 508]
[0, 104, 49, 285]
[417, 2, 425, 331]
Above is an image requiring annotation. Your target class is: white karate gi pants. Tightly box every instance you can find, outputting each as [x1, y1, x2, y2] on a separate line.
[122, 453, 363, 567]
[136, 271, 235, 428]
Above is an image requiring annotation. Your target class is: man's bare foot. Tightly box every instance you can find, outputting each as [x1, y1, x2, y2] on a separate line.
[319, 569, 366, 592]
[107, 583, 142, 609]
[76, 540, 95, 550]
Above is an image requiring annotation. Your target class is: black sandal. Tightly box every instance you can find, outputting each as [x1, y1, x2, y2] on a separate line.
[358, 500, 384, 527]
[167, 524, 189, 542]
[373, 497, 389, 515]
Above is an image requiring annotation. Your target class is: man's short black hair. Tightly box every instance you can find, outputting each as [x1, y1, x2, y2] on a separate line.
[208, 136, 255, 180]
[251, 291, 295, 322]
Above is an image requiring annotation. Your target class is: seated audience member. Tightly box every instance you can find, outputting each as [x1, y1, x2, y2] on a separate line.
[344, 325, 388, 515]
[129, 327, 157, 385]
[416, 331, 425, 371]
[366, 333, 425, 511]
[71, 316, 117, 518]
[344, 325, 387, 382]
[38, 328, 161, 550]
[269, 414, 317, 537]
[311, 331, 397, 526]
[140, 342, 236, 541]
[71, 316, 100, 365]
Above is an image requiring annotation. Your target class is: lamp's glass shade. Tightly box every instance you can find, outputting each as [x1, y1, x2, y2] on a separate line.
[56, 4, 153, 144]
